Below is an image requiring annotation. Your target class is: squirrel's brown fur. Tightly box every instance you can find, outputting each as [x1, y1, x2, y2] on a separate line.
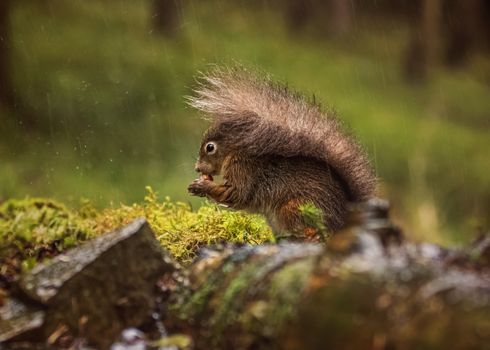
[188, 66, 376, 237]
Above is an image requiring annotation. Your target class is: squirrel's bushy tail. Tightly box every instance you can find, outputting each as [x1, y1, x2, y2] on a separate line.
[188, 66, 376, 201]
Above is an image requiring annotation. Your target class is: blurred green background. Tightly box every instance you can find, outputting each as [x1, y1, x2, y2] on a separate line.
[0, 0, 488, 244]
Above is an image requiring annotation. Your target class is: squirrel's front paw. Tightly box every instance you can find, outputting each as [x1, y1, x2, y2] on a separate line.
[188, 179, 209, 197]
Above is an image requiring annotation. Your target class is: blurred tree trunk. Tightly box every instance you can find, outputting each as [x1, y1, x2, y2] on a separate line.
[152, 0, 182, 37]
[404, 0, 442, 82]
[286, 0, 313, 32]
[0, 0, 15, 109]
[286, 0, 353, 37]
[444, 0, 482, 67]
[0, 0, 37, 130]
[329, 0, 352, 37]
[484, 0, 490, 49]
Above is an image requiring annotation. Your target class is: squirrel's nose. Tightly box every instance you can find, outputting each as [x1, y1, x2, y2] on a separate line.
[195, 166, 201, 173]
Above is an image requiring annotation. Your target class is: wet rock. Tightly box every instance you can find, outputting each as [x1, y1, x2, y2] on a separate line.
[0, 298, 44, 343]
[110, 328, 146, 350]
[1, 218, 177, 349]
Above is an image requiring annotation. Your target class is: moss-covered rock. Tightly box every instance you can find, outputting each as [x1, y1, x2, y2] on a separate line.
[95, 187, 273, 263]
[0, 198, 95, 294]
[165, 237, 490, 350]
[0, 187, 273, 296]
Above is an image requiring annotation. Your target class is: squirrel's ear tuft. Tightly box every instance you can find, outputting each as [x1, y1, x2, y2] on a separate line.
[187, 65, 269, 120]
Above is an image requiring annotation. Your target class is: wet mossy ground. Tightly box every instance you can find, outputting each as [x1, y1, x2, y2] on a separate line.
[0, 187, 273, 296]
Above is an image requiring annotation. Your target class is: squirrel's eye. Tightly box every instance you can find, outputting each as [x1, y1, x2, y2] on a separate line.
[205, 142, 217, 155]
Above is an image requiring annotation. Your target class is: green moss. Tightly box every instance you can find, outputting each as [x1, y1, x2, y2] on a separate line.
[210, 256, 264, 336]
[97, 187, 274, 263]
[170, 246, 319, 348]
[209, 256, 314, 341]
[299, 203, 330, 241]
[174, 247, 246, 319]
[149, 334, 193, 349]
[0, 197, 96, 291]
[0, 187, 273, 290]
[257, 257, 316, 336]
[0, 198, 95, 270]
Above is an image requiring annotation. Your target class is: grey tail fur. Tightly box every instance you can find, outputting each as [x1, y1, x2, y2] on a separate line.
[188, 66, 376, 201]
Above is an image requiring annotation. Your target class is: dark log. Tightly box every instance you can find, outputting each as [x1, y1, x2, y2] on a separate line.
[165, 201, 490, 349]
[1, 218, 178, 349]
